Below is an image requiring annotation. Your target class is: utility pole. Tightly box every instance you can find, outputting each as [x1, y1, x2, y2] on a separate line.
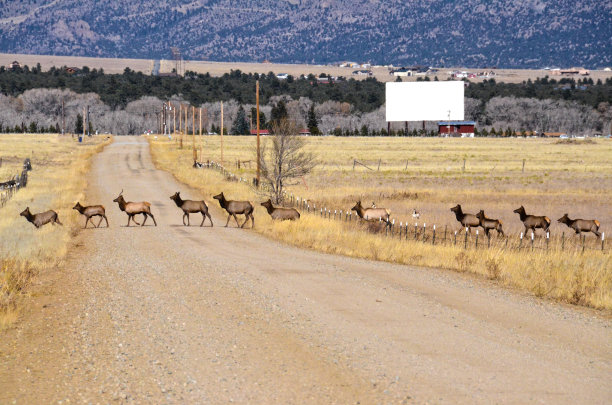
[179, 104, 183, 148]
[82, 106, 86, 139]
[220, 101, 224, 165]
[86, 105, 91, 137]
[61, 99, 65, 135]
[192, 105, 196, 162]
[173, 103, 176, 139]
[199, 107, 203, 161]
[256, 80, 261, 186]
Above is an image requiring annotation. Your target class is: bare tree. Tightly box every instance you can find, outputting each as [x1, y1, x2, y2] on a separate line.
[258, 119, 316, 204]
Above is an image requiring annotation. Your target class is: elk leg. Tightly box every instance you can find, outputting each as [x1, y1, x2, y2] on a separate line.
[141, 213, 148, 226]
[131, 215, 141, 225]
[84, 217, 90, 229]
[234, 214, 241, 227]
[127, 215, 131, 227]
[186, 213, 190, 226]
[183, 213, 188, 226]
[104, 215, 109, 227]
[240, 215, 248, 228]
[250, 213, 254, 228]
[225, 214, 231, 227]
[200, 212, 206, 227]
[207, 212, 213, 227]
[149, 212, 157, 226]
[96, 216, 104, 228]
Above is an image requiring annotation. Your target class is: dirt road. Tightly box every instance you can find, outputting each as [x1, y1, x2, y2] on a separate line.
[1, 136, 610, 404]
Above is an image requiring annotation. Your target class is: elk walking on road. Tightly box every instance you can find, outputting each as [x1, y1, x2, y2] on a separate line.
[351, 201, 391, 224]
[213, 192, 254, 228]
[169, 191, 213, 227]
[73, 202, 109, 228]
[112, 190, 157, 227]
[20, 207, 62, 228]
[513, 205, 550, 236]
[476, 210, 504, 237]
[261, 199, 300, 221]
[450, 204, 480, 232]
[557, 214, 601, 237]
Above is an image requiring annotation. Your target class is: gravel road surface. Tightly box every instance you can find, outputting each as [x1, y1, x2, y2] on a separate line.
[1, 136, 610, 404]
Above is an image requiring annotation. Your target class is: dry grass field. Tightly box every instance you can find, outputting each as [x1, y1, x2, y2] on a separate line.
[3, 53, 611, 83]
[0, 134, 110, 326]
[150, 135, 612, 310]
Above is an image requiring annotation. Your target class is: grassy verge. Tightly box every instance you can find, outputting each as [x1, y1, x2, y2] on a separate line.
[0, 134, 111, 327]
[150, 136, 611, 311]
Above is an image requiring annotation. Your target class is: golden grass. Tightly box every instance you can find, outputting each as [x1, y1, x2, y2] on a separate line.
[0, 133, 110, 327]
[149, 135, 612, 310]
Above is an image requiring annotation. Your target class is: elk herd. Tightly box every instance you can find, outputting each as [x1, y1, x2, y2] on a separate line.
[18, 192, 603, 240]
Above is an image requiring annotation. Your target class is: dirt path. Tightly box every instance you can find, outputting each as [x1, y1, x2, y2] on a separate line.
[1, 136, 610, 404]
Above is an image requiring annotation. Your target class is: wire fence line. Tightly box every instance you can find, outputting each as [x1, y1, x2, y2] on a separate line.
[194, 159, 608, 254]
[0, 158, 31, 209]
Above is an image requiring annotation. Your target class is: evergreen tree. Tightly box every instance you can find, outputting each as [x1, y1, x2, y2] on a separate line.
[307, 104, 320, 135]
[29, 121, 37, 133]
[75, 113, 83, 134]
[270, 100, 288, 128]
[231, 106, 250, 135]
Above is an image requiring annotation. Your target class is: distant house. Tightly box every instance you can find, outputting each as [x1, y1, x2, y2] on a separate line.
[438, 121, 476, 137]
[390, 68, 412, 77]
[8, 60, 21, 70]
[250, 129, 270, 135]
[299, 129, 311, 135]
[276, 73, 289, 80]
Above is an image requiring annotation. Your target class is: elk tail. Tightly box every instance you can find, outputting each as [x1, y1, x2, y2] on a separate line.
[498, 219, 503, 225]
[544, 216, 551, 225]
[594, 219, 600, 228]
[144, 202, 151, 207]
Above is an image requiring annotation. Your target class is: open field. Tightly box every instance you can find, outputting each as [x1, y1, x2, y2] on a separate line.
[150, 135, 612, 309]
[0, 133, 110, 326]
[3, 53, 612, 83]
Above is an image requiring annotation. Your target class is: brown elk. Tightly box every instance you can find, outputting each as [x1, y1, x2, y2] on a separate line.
[513, 206, 550, 236]
[20, 207, 62, 228]
[169, 191, 213, 227]
[260, 199, 300, 221]
[351, 201, 391, 224]
[557, 214, 601, 237]
[476, 210, 504, 237]
[112, 190, 157, 227]
[450, 204, 480, 232]
[72, 202, 109, 228]
[213, 192, 254, 228]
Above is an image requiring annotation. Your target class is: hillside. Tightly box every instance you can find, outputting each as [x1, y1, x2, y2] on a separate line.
[0, 0, 610, 69]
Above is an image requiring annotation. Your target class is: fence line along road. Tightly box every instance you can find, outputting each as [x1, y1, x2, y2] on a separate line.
[194, 159, 608, 254]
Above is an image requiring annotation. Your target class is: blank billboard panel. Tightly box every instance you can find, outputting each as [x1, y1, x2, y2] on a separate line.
[386, 81, 464, 122]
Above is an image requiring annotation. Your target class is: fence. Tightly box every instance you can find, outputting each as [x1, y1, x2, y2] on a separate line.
[194, 159, 608, 254]
[0, 170, 28, 208]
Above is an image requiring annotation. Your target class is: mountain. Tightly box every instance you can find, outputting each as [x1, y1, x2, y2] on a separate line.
[0, 0, 610, 69]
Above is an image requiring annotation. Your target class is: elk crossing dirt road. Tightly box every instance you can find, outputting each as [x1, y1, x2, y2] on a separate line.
[1, 137, 610, 404]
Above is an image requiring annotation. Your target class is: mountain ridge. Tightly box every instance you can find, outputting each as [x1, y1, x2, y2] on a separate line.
[0, 0, 610, 69]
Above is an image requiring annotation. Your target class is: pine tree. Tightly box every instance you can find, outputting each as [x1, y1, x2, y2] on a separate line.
[307, 104, 320, 135]
[75, 114, 83, 134]
[231, 106, 250, 135]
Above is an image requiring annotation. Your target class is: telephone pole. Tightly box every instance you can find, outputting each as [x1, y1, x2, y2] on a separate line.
[256, 80, 261, 186]
[220, 101, 224, 165]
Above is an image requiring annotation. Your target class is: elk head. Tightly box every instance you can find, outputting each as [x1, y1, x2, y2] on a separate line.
[169, 192, 181, 202]
[260, 199, 273, 209]
[513, 206, 525, 215]
[213, 192, 224, 201]
[73, 202, 83, 211]
[450, 204, 461, 214]
[20, 207, 31, 217]
[113, 190, 125, 203]
[557, 213, 570, 224]
[351, 201, 363, 212]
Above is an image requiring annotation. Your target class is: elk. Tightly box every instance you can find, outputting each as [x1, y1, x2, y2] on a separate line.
[260, 199, 300, 221]
[20, 207, 62, 228]
[450, 204, 480, 232]
[513, 206, 550, 236]
[351, 201, 391, 224]
[476, 210, 504, 237]
[557, 214, 601, 237]
[169, 191, 213, 227]
[213, 192, 254, 228]
[112, 190, 157, 227]
[72, 202, 109, 228]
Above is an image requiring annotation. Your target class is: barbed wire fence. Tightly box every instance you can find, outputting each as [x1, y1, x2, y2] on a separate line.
[0, 159, 31, 209]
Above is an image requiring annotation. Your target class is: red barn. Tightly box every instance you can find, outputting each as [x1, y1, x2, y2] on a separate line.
[250, 129, 270, 135]
[438, 121, 476, 137]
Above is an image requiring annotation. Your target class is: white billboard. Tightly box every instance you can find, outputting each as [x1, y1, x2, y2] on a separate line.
[385, 81, 464, 122]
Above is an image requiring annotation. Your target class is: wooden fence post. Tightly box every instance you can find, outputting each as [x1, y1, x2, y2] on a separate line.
[422, 223, 426, 242]
[602, 232, 605, 252]
[454, 231, 457, 246]
[531, 232, 534, 251]
[519, 232, 524, 249]
[561, 232, 565, 251]
[475, 229, 479, 249]
[546, 232, 550, 251]
[432, 225, 436, 245]
[582, 235, 585, 253]
[414, 223, 418, 239]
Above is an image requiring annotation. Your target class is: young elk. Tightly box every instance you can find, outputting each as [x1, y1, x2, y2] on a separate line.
[450, 204, 480, 232]
[20, 207, 62, 228]
[513, 205, 550, 236]
[73, 202, 109, 228]
[169, 191, 213, 227]
[351, 201, 391, 224]
[261, 199, 300, 221]
[476, 210, 504, 237]
[557, 214, 601, 237]
[213, 192, 254, 228]
[112, 190, 157, 227]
